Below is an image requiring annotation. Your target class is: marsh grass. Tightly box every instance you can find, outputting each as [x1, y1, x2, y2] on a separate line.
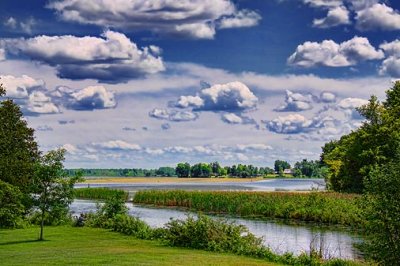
[133, 190, 362, 226]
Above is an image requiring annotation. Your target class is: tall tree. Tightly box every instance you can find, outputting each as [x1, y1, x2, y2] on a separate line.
[176, 162, 190, 178]
[0, 84, 40, 203]
[322, 81, 400, 192]
[32, 149, 81, 240]
[274, 160, 290, 173]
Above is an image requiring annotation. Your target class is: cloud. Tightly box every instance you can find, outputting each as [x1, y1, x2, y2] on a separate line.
[313, 6, 351, 28]
[26, 91, 59, 114]
[320, 91, 336, 103]
[149, 108, 198, 122]
[219, 10, 261, 29]
[53, 85, 116, 110]
[302, 0, 343, 8]
[3, 30, 164, 83]
[47, 0, 260, 39]
[265, 114, 318, 134]
[4, 17, 17, 29]
[275, 90, 313, 112]
[62, 143, 79, 154]
[356, 3, 400, 31]
[288, 36, 384, 67]
[235, 144, 273, 151]
[197, 81, 258, 111]
[337, 97, 368, 119]
[379, 40, 400, 78]
[93, 140, 141, 151]
[0, 75, 44, 98]
[4, 17, 36, 33]
[175, 95, 204, 108]
[221, 113, 243, 124]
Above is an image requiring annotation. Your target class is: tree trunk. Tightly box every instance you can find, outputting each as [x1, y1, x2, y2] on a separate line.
[39, 209, 45, 241]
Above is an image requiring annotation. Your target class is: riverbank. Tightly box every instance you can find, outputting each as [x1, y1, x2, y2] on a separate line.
[133, 190, 361, 226]
[0, 226, 280, 266]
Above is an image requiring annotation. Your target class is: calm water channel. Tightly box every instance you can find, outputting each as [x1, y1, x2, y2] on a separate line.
[70, 199, 362, 260]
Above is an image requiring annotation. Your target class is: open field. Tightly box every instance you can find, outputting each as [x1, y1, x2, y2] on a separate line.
[82, 177, 264, 184]
[0, 226, 280, 266]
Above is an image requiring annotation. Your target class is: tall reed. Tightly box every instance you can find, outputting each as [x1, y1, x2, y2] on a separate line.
[134, 190, 362, 226]
[74, 188, 128, 201]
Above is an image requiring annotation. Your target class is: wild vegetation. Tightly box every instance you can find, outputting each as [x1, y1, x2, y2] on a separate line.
[74, 187, 129, 201]
[133, 190, 361, 226]
[80, 196, 361, 266]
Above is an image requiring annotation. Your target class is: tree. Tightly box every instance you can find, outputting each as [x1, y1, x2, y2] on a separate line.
[0, 180, 25, 228]
[32, 149, 81, 240]
[321, 82, 400, 192]
[292, 159, 328, 178]
[0, 84, 40, 196]
[361, 158, 400, 264]
[191, 163, 212, 178]
[176, 163, 190, 178]
[274, 160, 290, 173]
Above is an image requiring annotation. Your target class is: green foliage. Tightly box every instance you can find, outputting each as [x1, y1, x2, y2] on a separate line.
[322, 82, 400, 193]
[163, 214, 263, 254]
[155, 166, 176, 177]
[74, 187, 128, 201]
[176, 162, 191, 177]
[360, 160, 400, 265]
[293, 159, 329, 179]
[0, 86, 39, 197]
[0, 180, 25, 228]
[32, 149, 81, 240]
[274, 160, 291, 173]
[134, 191, 361, 226]
[191, 163, 212, 177]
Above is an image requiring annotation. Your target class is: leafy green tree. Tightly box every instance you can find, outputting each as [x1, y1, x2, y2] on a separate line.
[361, 158, 400, 264]
[32, 149, 81, 240]
[0, 84, 40, 196]
[0, 180, 25, 228]
[156, 167, 176, 177]
[176, 163, 190, 178]
[322, 82, 400, 192]
[191, 163, 211, 178]
[292, 159, 328, 178]
[274, 160, 290, 173]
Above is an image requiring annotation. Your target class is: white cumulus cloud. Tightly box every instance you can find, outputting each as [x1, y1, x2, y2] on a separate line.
[356, 3, 400, 31]
[3, 30, 164, 83]
[288, 36, 384, 67]
[313, 6, 351, 28]
[47, 0, 260, 39]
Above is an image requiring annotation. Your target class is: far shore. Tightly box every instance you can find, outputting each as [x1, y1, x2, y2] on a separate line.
[82, 176, 266, 184]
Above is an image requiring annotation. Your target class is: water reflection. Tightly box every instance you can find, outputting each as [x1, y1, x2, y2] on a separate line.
[70, 199, 361, 260]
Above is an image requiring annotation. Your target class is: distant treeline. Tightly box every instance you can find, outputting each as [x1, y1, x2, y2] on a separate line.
[65, 167, 176, 177]
[66, 159, 326, 178]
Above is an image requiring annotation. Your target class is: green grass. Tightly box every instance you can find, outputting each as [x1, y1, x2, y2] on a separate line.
[133, 191, 362, 226]
[0, 226, 280, 266]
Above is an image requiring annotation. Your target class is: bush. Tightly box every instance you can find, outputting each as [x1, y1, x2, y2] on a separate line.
[0, 180, 26, 228]
[163, 214, 263, 254]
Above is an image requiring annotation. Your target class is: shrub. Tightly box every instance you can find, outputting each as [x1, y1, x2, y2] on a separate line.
[163, 214, 263, 254]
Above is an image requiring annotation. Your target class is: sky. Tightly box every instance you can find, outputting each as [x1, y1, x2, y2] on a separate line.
[1, 0, 400, 168]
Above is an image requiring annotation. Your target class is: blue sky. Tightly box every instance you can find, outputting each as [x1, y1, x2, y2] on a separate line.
[1, 0, 400, 168]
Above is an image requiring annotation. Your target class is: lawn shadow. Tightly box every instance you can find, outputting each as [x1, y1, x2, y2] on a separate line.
[0, 239, 50, 246]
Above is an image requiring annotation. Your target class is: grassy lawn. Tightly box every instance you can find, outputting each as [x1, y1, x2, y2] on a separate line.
[0, 226, 280, 266]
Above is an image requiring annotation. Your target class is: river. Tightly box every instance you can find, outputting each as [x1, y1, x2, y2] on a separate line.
[70, 199, 362, 260]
